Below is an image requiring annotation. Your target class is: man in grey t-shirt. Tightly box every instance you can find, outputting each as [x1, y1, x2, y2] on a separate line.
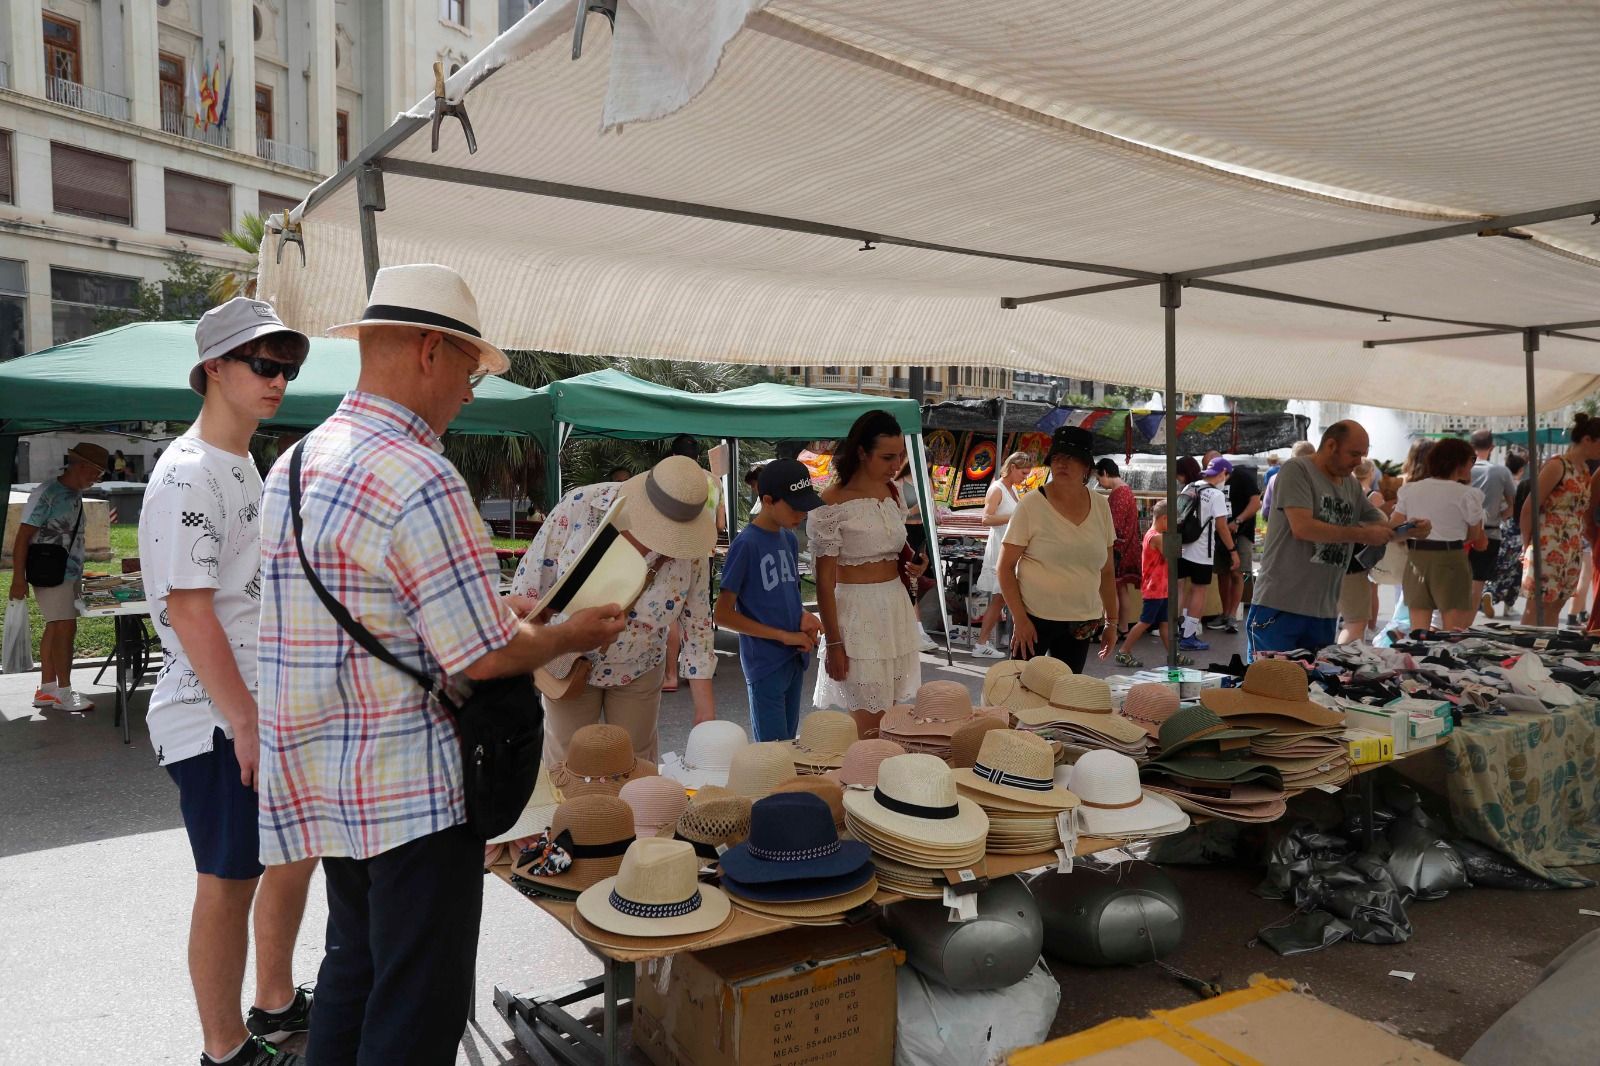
[1249, 421, 1411, 658]
[1469, 428, 1517, 616]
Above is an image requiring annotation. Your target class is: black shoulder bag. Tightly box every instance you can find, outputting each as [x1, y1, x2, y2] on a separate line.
[26, 504, 83, 587]
[288, 444, 542, 840]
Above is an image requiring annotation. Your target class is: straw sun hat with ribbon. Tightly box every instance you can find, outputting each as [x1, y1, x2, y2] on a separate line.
[575, 836, 732, 940]
[551, 724, 657, 798]
[841, 753, 989, 850]
[616, 455, 718, 560]
[510, 794, 636, 891]
[954, 730, 1079, 810]
[1017, 675, 1148, 747]
[327, 263, 510, 375]
[1200, 659, 1345, 728]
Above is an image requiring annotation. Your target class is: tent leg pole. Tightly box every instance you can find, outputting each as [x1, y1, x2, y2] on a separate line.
[358, 165, 387, 296]
[913, 435, 954, 666]
[725, 438, 739, 539]
[1525, 329, 1543, 626]
[1162, 277, 1181, 669]
[0, 432, 16, 537]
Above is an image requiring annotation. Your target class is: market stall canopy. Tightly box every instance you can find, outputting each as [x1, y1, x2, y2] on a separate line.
[260, 0, 1600, 416]
[923, 400, 1309, 458]
[0, 321, 551, 437]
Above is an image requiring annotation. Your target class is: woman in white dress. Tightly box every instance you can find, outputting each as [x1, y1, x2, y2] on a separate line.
[970, 452, 1032, 657]
[811, 410, 927, 711]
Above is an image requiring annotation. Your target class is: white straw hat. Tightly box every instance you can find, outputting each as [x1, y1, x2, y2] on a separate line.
[327, 263, 510, 375]
[841, 753, 988, 849]
[575, 837, 731, 939]
[660, 719, 748, 789]
[1066, 749, 1189, 837]
[616, 455, 718, 560]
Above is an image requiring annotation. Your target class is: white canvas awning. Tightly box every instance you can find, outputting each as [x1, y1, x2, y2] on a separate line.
[259, 0, 1600, 415]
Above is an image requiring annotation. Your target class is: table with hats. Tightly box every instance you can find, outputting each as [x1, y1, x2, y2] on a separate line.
[483, 629, 1600, 1065]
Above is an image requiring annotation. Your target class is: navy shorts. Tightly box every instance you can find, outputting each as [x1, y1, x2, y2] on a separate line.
[165, 727, 265, 880]
[1139, 597, 1170, 626]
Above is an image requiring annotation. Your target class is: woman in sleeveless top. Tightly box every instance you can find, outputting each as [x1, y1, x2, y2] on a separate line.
[810, 411, 926, 711]
[971, 452, 1031, 658]
[1522, 415, 1600, 625]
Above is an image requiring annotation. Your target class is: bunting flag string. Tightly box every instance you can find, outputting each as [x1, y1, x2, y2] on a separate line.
[1189, 414, 1231, 436]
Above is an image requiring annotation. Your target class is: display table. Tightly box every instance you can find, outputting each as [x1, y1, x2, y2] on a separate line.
[79, 600, 155, 744]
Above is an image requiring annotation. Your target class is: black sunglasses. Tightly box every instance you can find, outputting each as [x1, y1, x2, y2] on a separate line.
[224, 353, 302, 381]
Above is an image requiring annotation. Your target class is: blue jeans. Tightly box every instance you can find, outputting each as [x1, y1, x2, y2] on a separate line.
[747, 655, 806, 742]
[1245, 605, 1337, 661]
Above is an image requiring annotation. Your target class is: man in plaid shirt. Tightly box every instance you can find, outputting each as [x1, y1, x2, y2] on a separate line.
[257, 265, 624, 1064]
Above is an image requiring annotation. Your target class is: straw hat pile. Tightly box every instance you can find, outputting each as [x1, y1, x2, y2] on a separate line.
[673, 785, 753, 863]
[789, 710, 859, 774]
[772, 776, 847, 832]
[660, 719, 749, 789]
[953, 730, 1079, 855]
[727, 741, 802, 799]
[1201, 661, 1352, 793]
[849, 708, 885, 739]
[574, 837, 733, 951]
[1138, 706, 1288, 822]
[980, 659, 1029, 707]
[823, 739, 907, 789]
[718, 793, 879, 924]
[551, 724, 657, 799]
[1066, 749, 1190, 841]
[842, 753, 990, 898]
[509, 794, 637, 901]
[985, 656, 1074, 716]
[1013, 675, 1152, 759]
[947, 717, 1012, 769]
[880, 681, 1005, 760]
[618, 776, 690, 839]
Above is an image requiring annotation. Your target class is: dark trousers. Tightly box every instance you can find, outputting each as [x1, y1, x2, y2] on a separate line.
[307, 824, 484, 1066]
[1024, 615, 1097, 674]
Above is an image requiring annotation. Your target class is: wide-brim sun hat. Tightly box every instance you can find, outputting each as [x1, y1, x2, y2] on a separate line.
[981, 661, 1027, 707]
[1067, 748, 1190, 837]
[660, 719, 748, 789]
[1122, 683, 1182, 740]
[824, 739, 907, 789]
[954, 730, 1079, 810]
[771, 776, 847, 830]
[551, 723, 657, 797]
[326, 262, 510, 375]
[616, 455, 718, 560]
[66, 442, 111, 472]
[575, 837, 731, 939]
[509, 794, 636, 891]
[990, 656, 1073, 714]
[841, 753, 989, 849]
[790, 710, 859, 770]
[881, 680, 979, 738]
[1141, 757, 1284, 785]
[1200, 659, 1345, 727]
[1156, 706, 1270, 761]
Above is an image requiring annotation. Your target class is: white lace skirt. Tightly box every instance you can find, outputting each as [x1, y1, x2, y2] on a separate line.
[813, 578, 922, 712]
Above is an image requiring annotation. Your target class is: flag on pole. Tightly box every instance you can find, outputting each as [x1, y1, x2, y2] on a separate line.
[189, 60, 204, 127]
[1191, 414, 1231, 436]
[206, 58, 222, 127]
[218, 66, 233, 128]
[1134, 411, 1166, 443]
[198, 61, 217, 129]
[1071, 409, 1112, 431]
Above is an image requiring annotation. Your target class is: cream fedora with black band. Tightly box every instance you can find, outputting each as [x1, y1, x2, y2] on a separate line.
[327, 263, 510, 375]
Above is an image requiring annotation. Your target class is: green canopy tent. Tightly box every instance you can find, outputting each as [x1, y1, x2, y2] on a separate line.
[0, 320, 553, 505]
[532, 370, 953, 661]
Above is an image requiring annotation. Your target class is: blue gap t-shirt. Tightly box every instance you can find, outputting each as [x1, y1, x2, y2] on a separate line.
[720, 524, 808, 683]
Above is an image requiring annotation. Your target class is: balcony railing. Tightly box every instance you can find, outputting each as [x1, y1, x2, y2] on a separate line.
[256, 136, 317, 172]
[47, 77, 131, 121]
[161, 109, 230, 148]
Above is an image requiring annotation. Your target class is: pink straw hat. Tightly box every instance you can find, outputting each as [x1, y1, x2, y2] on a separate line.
[824, 739, 908, 788]
[619, 776, 690, 839]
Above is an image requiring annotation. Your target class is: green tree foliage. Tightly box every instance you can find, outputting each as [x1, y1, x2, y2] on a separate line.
[92, 251, 224, 331]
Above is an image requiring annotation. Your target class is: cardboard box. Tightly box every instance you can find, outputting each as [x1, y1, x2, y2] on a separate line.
[635, 924, 899, 1066]
[1386, 695, 1454, 738]
[1344, 728, 1394, 765]
[1009, 974, 1458, 1064]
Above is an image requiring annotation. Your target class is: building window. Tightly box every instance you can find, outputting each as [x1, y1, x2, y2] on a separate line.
[0, 259, 25, 361]
[158, 53, 185, 133]
[860, 366, 873, 377]
[0, 130, 12, 205]
[441, 0, 467, 25]
[50, 268, 141, 345]
[336, 110, 350, 167]
[43, 14, 82, 84]
[253, 5, 263, 40]
[51, 144, 133, 225]
[164, 171, 231, 240]
[255, 85, 273, 140]
[259, 191, 299, 220]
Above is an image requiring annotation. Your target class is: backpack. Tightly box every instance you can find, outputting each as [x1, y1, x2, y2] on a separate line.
[1176, 483, 1206, 545]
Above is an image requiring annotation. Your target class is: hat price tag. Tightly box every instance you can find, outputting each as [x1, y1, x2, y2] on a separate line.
[943, 886, 979, 922]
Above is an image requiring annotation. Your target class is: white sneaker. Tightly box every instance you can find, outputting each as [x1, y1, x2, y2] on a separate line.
[917, 628, 940, 653]
[32, 688, 61, 709]
[970, 642, 1006, 659]
[58, 689, 93, 712]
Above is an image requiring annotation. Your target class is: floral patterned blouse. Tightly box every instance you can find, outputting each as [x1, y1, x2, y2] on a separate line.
[511, 482, 714, 687]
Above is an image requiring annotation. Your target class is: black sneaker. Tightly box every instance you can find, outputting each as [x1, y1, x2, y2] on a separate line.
[246, 987, 313, 1043]
[204, 1037, 301, 1065]
[1202, 617, 1230, 631]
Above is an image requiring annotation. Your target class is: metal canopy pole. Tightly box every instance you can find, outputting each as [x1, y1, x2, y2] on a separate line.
[1161, 277, 1181, 669]
[1525, 329, 1544, 626]
[357, 164, 386, 295]
[724, 437, 739, 539]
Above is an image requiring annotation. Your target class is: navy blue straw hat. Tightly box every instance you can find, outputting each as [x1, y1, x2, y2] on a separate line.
[720, 862, 876, 903]
[717, 793, 871, 885]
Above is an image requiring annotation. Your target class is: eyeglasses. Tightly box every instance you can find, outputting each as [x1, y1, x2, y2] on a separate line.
[438, 335, 488, 389]
[223, 353, 302, 381]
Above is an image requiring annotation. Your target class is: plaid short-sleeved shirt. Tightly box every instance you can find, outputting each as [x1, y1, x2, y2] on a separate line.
[256, 392, 518, 863]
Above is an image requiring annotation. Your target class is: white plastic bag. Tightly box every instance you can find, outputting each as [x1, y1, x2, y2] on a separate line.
[894, 958, 1059, 1066]
[3, 599, 33, 674]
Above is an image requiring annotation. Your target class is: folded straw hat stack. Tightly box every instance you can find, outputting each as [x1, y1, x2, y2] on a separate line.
[573, 837, 733, 951]
[985, 656, 1074, 716]
[789, 710, 859, 774]
[659, 719, 749, 789]
[673, 785, 753, 863]
[1138, 705, 1289, 822]
[823, 738, 907, 790]
[771, 776, 847, 832]
[1200, 660, 1353, 793]
[509, 794, 637, 901]
[842, 753, 989, 898]
[880, 681, 1006, 761]
[1013, 675, 1151, 759]
[618, 776, 690, 839]
[953, 729, 1079, 855]
[551, 724, 658, 799]
[717, 793, 878, 924]
[1066, 749, 1190, 841]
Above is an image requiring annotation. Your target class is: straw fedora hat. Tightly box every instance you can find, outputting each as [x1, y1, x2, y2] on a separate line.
[616, 456, 718, 560]
[674, 787, 753, 859]
[948, 718, 1010, 769]
[618, 776, 690, 839]
[772, 776, 847, 831]
[727, 741, 801, 799]
[551, 724, 657, 798]
[954, 730, 1079, 810]
[510, 794, 636, 890]
[1066, 749, 1189, 838]
[65, 442, 110, 472]
[981, 661, 1028, 707]
[575, 837, 731, 939]
[882, 681, 981, 738]
[1200, 659, 1344, 727]
[1122, 683, 1181, 740]
[841, 753, 989, 850]
[660, 719, 748, 789]
[824, 739, 907, 788]
[790, 710, 859, 771]
[327, 263, 510, 374]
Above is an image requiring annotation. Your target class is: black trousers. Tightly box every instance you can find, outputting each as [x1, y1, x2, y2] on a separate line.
[1024, 614, 1097, 674]
[306, 824, 484, 1066]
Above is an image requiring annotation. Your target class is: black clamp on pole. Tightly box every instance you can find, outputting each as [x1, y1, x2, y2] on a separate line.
[430, 62, 477, 154]
[272, 215, 306, 266]
[572, 0, 618, 60]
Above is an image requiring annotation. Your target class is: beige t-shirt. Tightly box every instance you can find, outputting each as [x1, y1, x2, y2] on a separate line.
[1002, 485, 1115, 621]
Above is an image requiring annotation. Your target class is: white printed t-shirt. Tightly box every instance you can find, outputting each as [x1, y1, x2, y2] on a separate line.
[1180, 483, 1231, 566]
[138, 433, 264, 766]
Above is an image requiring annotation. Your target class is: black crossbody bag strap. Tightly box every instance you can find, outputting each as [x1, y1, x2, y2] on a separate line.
[288, 443, 456, 712]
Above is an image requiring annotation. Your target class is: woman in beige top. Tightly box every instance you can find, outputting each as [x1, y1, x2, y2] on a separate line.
[996, 426, 1117, 672]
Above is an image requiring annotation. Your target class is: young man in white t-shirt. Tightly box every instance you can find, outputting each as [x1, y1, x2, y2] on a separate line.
[139, 299, 316, 1066]
[1178, 457, 1236, 650]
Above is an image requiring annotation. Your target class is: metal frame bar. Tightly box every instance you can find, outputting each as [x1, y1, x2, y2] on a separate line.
[495, 957, 635, 1066]
[1362, 328, 1512, 349]
[1525, 329, 1545, 626]
[1000, 279, 1155, 309]
[1160, 277, 1181, 669]
[357, 165, 386, 295]
[1184, 279, 1519, 331]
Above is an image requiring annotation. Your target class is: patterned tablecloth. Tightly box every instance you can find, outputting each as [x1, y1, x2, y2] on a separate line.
[1445, 701, 1600, 887]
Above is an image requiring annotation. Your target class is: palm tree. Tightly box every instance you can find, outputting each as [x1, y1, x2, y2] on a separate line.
[211, 213, 268, 303]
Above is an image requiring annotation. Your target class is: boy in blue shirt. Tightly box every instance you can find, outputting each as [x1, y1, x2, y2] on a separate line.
[715, 460, 824, 741]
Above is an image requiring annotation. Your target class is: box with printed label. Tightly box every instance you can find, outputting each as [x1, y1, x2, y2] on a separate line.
[1385, 695, 1454, 737]
[635, 924, 898, 1066]
[1343, 729, 1393, 765]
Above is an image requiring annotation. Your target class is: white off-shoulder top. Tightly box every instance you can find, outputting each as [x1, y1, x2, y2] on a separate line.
[806, 494, 908, 566]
